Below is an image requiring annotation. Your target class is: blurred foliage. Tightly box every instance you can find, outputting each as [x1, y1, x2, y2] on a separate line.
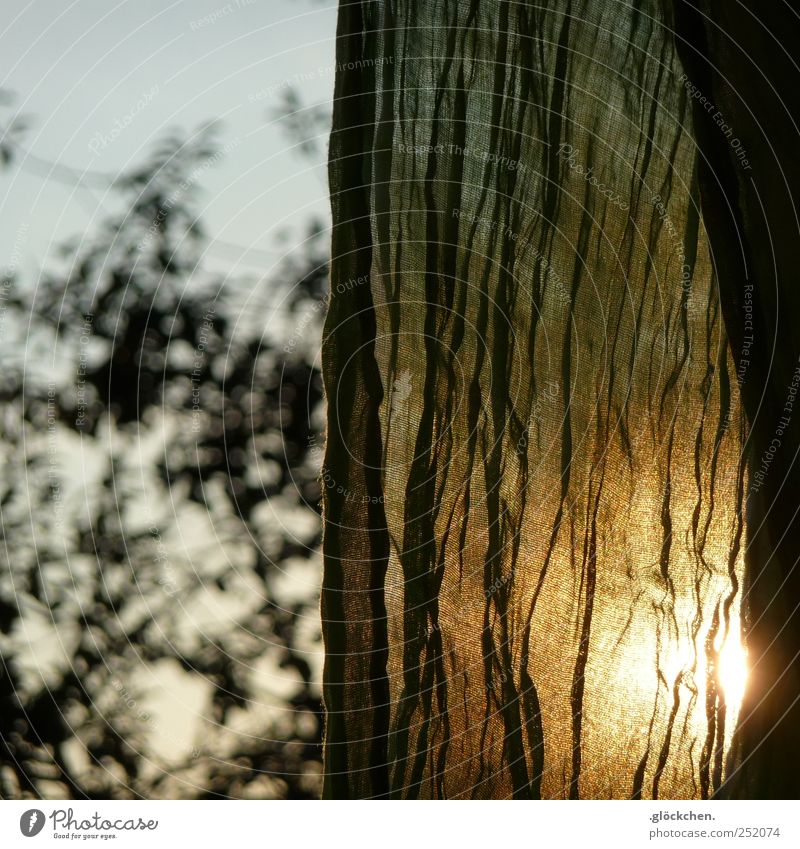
[270, 89, 331, 162]
[0, 97, 328, 799]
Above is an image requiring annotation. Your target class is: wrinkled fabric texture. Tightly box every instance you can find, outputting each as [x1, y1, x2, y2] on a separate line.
[321, 0, 799, 799]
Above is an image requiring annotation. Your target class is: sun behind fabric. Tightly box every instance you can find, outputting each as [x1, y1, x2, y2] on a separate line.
[320, 0, 753, 799]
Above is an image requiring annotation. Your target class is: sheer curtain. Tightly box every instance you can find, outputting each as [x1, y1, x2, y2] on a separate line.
[321, 0, 799, 799]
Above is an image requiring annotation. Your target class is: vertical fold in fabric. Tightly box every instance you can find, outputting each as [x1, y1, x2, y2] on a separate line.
[321, 0, 391, 799]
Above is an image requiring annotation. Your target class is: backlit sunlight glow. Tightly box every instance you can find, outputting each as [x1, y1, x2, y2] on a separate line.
[718, 633, 749, 711]
[653, 623, 749, 758]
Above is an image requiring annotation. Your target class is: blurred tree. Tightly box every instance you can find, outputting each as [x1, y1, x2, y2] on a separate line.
[270, 88, 331, 162]
[0, 102, 328, 799]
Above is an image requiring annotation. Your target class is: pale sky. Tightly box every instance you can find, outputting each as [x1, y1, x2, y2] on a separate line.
[0, 0, 337, 281]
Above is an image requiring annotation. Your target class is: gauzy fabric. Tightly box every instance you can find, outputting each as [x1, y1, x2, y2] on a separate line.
[321, 0, 800, 799]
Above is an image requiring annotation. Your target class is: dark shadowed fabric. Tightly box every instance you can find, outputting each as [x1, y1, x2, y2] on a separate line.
[670, 1, 800, 800]
[321, 0, 799, 799]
